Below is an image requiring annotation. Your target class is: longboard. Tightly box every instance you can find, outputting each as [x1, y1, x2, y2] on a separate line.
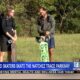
[40, 41, 49, 62]
[11, 43, 16, 62]
[8, 40, 16, 62]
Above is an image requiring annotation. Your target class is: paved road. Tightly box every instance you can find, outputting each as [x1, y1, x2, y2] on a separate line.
[0, 74, 80, 79]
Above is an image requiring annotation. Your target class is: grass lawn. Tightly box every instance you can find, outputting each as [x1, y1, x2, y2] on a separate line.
[4, 34, 80, 62]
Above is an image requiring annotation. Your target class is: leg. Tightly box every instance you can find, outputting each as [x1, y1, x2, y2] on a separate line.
[0, 52, 5, 62]
[49, 48, 54, 62]
[48, 36, 55, 62]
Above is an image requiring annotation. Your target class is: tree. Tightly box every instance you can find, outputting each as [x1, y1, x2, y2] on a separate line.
[54, 0, 80, 33]
[0, 0, 80, 36]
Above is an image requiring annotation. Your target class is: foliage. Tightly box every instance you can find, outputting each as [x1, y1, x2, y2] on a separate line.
[0, 0, 80, 36]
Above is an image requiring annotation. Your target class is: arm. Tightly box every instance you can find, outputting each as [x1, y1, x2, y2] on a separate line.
[45, 16, 55, 36]
[12, 18, 17, 41]
[12, 29, 17, 40]
[6, 32, 15, 40]
[49, 16, 55, 34]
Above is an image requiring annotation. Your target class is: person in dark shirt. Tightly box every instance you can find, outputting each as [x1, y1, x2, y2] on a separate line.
[37, 7, 55, 62]
[2, 7, 17, 62]
[0, 12, 4, 36]
[0, 12, 5, 62]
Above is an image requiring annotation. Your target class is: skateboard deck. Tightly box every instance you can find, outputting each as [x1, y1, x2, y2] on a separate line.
[40, 41, 49, 62]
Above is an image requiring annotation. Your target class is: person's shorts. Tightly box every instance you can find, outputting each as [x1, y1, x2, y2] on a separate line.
[45, 36, 55, 49]
[0, 36, 6, 52]
[0, 36, 15, 52]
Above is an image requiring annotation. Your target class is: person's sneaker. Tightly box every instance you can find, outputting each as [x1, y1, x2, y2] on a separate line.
[35, 36, 41, 43]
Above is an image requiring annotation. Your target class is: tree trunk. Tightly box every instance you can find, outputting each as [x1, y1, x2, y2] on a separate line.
[60, 18, 64, 34]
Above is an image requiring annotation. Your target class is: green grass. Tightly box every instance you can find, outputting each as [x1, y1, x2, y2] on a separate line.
[4, 34, 80, 62]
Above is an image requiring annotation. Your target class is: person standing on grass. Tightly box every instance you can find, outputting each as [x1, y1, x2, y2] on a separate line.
[1, 7, 17, 62]
[37, 7, 55, 62]
[0, 12, 5, 62]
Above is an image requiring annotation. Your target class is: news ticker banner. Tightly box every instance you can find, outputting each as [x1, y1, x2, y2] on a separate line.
[0, 62, 80, 71]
